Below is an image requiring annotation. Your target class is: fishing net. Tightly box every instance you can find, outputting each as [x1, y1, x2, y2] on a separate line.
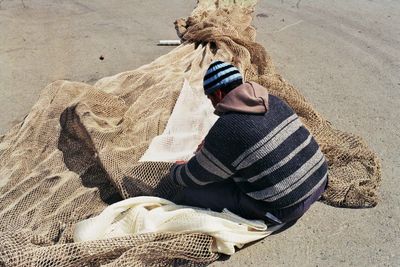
[0, 0, 381, 266]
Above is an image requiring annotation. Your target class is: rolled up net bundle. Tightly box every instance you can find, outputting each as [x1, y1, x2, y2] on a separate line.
[0, 0, 381, 266]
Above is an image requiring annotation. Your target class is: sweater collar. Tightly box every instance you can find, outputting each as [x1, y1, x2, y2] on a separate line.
[214, 82, 269, 116]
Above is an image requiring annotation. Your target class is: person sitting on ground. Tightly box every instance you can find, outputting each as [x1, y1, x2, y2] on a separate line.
[170, 60, 328, 225]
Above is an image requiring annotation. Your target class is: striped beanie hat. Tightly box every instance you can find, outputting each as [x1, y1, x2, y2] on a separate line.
[203, 61, 243, 95]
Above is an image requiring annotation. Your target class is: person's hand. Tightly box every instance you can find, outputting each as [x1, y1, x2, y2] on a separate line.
[195, 139, 205, 153]
[175, 160, 187, 165]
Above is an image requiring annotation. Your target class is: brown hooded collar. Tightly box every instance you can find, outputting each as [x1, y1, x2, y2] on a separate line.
[214, 82, 269, 116]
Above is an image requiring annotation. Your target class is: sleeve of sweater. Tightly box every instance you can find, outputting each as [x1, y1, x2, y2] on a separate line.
[169, 135, 235, 188]
[169, 148, 233, 187]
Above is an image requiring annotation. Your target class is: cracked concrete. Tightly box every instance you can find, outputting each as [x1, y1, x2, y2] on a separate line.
[1, 0, 399, 266]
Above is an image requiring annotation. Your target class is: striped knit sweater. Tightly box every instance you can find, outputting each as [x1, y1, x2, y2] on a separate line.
[170, 92, 328, 209]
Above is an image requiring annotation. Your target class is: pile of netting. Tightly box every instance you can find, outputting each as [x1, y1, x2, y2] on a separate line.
[0, 0, 381, 266]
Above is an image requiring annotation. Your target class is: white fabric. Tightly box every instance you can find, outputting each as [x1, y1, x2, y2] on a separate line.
[139, 79, 218, 162]
[74, 196, 281, 255]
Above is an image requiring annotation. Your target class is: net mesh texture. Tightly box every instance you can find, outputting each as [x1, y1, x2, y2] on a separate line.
[0, 0, 381, 266]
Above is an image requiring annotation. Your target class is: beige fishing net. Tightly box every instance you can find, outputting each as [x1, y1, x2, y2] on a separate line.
[0, 0, 381, 266]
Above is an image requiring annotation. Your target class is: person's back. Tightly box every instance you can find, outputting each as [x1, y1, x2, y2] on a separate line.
[203, 86, 328, 210]
[170, 61, 328, 225]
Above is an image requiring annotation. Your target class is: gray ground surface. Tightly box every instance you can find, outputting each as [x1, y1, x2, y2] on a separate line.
[1, 0, 399, 266]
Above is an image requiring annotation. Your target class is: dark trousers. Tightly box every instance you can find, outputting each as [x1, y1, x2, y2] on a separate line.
[175, 179, 327, 224]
